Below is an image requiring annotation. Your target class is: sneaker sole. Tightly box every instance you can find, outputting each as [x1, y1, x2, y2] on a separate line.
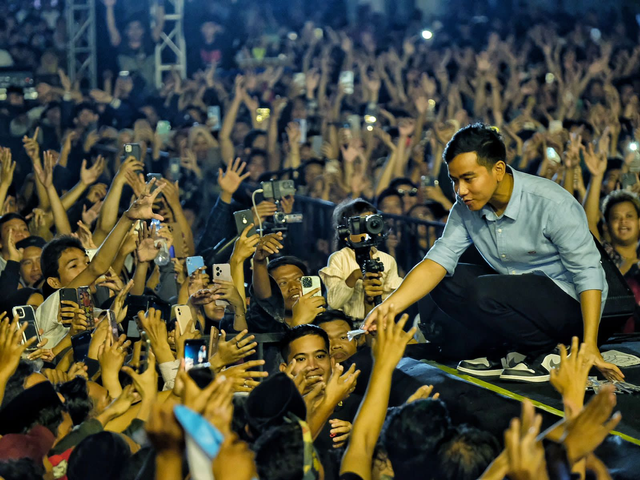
[457, 366, 504, 377]
[499, 372, 550, 383]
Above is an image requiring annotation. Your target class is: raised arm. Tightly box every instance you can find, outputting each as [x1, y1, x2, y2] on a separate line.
[94, 156, 144, 245]
[0, 148, 15, 213]
[61, 157, 106, 211]
[159, 179, 195, 257]
[219, 76, 244, 166]
[34, 151, 72, 235]
[341, 311, 417, 480]
[104, 0, 122, 47]
[251, 233, 284, 301]
[582, 144, 607, 240]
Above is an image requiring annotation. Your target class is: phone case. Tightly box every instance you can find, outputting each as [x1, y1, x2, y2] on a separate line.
[186, 256, 205, 276]
[301, 276, 322, 297]
[77, 286, 94, 326]
[172, 305, 193, 335]
[59, 288, 78, 303]
[213, 264, 232, 282]
[234, 210, 256, 236]
[124, 143, 141, 162]
[12, 306, 40, 346]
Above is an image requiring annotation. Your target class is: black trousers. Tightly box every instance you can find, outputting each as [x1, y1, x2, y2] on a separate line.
[428, 264, 584, 359]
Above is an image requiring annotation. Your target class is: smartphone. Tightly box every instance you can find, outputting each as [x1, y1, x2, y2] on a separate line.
[126, 319, 141, 340]
[172, 305, 194, 335]
[421, 175, 439, 187]
[186, 256, 205, 277]
[124, 295, 150, 320]
[233, 209, 256, 237]
[301, 276, 322, 297]
[256, 107, 270, 123]
[169, 157, 181, 182]
[184, 338, 209, 371]
[72, 331, 92, 363]
[546, 147, 561, 165]
[339, 71, 354, 95]
[207, 106, 221, 132]
[149, 300, 171, 322]
[77, 286, 94, 326]
[146, 173, 163, 196]
[107, 310, 119, 343]
[124, 143, 142, 162]
[347, 114, 361, 136]
[294, 119, 307, 144]
[156, 120, 171, 136]
[622, 172, 637, 190]
[60, 287, 78, 304]
[311, 135, 323, 156]
[140, 331, 152, 373]
[293, 72, 306, 89]
[12, 306, 40, 348]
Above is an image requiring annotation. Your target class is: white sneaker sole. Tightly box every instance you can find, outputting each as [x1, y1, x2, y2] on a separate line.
[499, 372, 550, 383]
[457, 365, 504, 377]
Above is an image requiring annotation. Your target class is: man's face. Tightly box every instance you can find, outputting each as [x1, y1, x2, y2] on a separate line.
[280, 334, 331, 384]
[77, 109, 96, 129]
[52, 247, 89, 288]
[305, 163, 323, 186]
[271, 264, 303, 311]
[319, 320, 357, 363]
[126, 20, 145, 42]
[0, 219, 29, 249]
[248, 155, 266, 182]
[7, 92, 23, 106]
[20, 246, 42, 286]
[607, 201, 640, 246]
[379, 195, 403, 216]
[396, 184, 418, 211]
[448, 152, 502, 211]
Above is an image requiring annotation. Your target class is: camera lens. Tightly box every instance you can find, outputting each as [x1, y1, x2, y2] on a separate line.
[365, 215, 384, 235]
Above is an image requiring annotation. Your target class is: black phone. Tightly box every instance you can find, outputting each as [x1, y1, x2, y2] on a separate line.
[124, 143, 142, 162]
[71, 331, 92, 363]
[59, 288, 78, 329]
[184, 339, 208, 371]
[149, 300, 171, 322]
[233, 209, 256, 236]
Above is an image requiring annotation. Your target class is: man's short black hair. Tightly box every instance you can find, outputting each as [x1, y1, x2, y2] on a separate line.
[247, 148, 268, 164]
[389, 177, 417, 190]
[382, 399, 452, 478]
[253, 422, 304, 480]
[280, 324, 330, 361]
[313, 309, 355, 330]
[602, 190, 640, 223]
[436, 425, 500, 480]
[376, 188, 403, 210]
[443, 123, 506, 169]
[41, 236, 85, 281]
[244, 130, 268, 149]
[56, 378, 92, 426]
[267, 256, 308, 277]
[0, 213, 27, 231]
[0, 458, 45, 480]
[73, 102, 96, 118]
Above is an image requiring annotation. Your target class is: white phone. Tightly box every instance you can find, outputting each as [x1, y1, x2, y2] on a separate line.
[212, 264, 232, 307]
[301, 276, 322, 297]
[172, 304, 194, 335]
[339, 71, 354, 95]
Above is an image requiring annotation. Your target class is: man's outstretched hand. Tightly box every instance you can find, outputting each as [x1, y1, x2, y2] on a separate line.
[125, 178, 165, 221]
[581, 342, 624, 382]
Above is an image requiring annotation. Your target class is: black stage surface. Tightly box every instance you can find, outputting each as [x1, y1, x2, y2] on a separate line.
[394, 337, 640, 480]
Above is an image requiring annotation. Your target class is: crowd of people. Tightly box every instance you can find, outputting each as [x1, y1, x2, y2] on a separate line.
[0, 0, 635, 478]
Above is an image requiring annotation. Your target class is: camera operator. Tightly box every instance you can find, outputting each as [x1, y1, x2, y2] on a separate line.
[320, 199, 402, 321]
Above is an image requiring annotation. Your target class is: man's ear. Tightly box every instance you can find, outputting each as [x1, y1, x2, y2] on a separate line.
[494, 160, 507, 182]
[47, 277, 61, 289]
[279, 362, 287, 373]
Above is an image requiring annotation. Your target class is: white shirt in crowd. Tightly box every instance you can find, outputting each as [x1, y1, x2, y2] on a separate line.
[320, 246, 403, 321]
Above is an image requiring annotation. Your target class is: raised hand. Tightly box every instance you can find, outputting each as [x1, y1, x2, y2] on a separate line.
[125, 178, 165, 221]
[146, 401, 184, 453]
[504, 413, 548, 480]
[74, 220, 97, 249]
[181, 149, 202, 179]
[252, 201, 278, 224]
[216, 359, 269, 391]
[372, 308, 417, 370]
[549, 336, 594, 418]
[406, 385, 440, 403]
[231, 224, 259, 263]
[582, 143, 607, 178]
[218, 157, 250, 195]
[292, 290, 326, 326]
[22, 127, 40, 162]
[136, 221, 161, 262]
[253, 232, 284, 262]
[0, 314, 37, 380]
[80, 156, 106, 186]
[323, 362, 360, 407]
[33, 150, 56, 188]
[0, 148, 15, 187]
[212, 330, 257, 367]
[86, 183, 107, 203]
[286, 122, 302, 145]
[116, 156, 144, 184]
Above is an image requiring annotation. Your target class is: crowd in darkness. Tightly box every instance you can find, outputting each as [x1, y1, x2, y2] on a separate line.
[0, 0, 633, 478]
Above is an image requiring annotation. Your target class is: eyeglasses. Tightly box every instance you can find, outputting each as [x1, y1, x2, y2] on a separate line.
[397, 188, 418, 197]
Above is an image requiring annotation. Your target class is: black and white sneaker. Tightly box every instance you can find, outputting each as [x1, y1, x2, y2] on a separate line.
[457, 357, 504, 377]
[500, 351, 561, 383]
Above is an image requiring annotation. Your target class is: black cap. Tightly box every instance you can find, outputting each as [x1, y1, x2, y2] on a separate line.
[0, 381, 64, 435]
[244, 373, 307, 436]
[16, 236, 45, 250]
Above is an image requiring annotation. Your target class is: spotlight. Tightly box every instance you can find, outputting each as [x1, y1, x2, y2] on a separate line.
[630, 142, 638, 152]
[421, 30, 433, 40]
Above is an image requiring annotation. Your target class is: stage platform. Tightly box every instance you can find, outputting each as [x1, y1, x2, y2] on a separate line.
[396, 336, 640, 479]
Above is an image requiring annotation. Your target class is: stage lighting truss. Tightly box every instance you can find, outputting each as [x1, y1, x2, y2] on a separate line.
[152, 0, 187, 88]
[66, 0, 97, 89]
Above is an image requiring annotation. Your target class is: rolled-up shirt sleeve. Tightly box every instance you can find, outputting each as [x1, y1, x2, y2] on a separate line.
[425, 202, 473, 275]
[546, 200, 606, 295]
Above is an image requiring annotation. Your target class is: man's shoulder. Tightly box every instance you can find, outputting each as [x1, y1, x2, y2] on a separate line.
[517, 170, 575, 205]
[36, 290, 60, 320]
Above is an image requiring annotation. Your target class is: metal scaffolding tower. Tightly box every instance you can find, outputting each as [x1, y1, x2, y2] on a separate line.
[153, 0, 187, 88]
[66, 0, 97, 89]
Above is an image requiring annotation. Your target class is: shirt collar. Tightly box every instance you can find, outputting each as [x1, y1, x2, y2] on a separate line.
[480, 165, 522, 221]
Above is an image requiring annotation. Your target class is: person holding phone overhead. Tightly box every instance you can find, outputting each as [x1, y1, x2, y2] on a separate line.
[363, 124, 621, 384]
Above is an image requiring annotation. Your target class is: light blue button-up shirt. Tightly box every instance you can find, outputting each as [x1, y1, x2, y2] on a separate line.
[426, 167, 608, 306]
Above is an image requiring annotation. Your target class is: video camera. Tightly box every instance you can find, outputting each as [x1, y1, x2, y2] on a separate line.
[339, 214, 387, 305]
[261, 180, 296, 200]
[257, 180, 303, 235]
